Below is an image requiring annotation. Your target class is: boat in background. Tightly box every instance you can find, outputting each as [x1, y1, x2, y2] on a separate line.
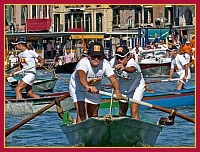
[55, 62, 77, 73]
[139, 57, 171, 77]
[7, 77, 58, 92]
[5, 91, 74, 114]
[100, 86, 195, 109]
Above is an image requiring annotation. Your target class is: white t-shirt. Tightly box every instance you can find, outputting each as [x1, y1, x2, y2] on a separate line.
[110, 58, 145, 97]
[70, 57, 115, 92]
[171, 54, 191, 78]
[130, 47, 143, 62]
[183, 53, 190, 64]
[18, 49, 38, 74]
[69, 57, 115, 104]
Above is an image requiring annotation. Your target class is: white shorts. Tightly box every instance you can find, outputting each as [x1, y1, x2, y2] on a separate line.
[69, 84, 101, 105]
[22, 73, 36, 86]
[119, 83, 145, 103]
[179, 69, 191, 84]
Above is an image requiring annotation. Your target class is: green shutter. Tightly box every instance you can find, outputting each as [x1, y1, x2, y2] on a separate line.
[96, 13, 100, 32]
[164, 7, 168, 20]
[144, 9, 148, 24]
[135, 8, 139, 25]
[6, 5, 12, 25]
[113, 9, 116, 25]
[65, 14, 68, 32]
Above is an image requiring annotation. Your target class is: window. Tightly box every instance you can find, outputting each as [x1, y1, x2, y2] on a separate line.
[32, 5, 36, 18]
[113, 8, 120, 27]
[54, 14, 60, 32]
[96, 13, 102, 32]
[21, 5, 27, 24]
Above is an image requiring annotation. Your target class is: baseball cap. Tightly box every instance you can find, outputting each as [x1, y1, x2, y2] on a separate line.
[115, 46, 129, 57]
[169, 46, 178, 52]
[11, 37, 26, 45]
[88, 42, 104, 57]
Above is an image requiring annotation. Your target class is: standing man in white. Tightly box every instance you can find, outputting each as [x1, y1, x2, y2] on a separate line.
[168, 46, 191, 90]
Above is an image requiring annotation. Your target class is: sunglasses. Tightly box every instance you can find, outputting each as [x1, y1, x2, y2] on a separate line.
[91, 55, 103, 60]
[116, 56, 126, 60]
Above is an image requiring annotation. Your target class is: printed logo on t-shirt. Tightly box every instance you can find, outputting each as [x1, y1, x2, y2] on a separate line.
[115, 70, 131, 80]
[20, 58, 26, 63]
[88, 78, 101, 84]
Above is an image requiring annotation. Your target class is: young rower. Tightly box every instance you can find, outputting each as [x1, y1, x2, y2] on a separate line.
[168, 45, 191, 90]
[69, 42, 122, 123]
[110, 45, 145, 120]
[8, 37, 45, 99]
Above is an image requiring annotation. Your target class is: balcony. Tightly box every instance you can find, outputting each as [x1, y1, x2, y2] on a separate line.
[25, 19, 51, 32]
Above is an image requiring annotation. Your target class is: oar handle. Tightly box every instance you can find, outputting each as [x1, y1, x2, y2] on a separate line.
[14, 65, 36, 75]
[146, 78, 181, 84]
[5, 92, 70, 137]
[6, 65, 36, 79]
[98, 90, 195, 124]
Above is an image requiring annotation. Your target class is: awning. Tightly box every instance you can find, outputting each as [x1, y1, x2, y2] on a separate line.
[72, 35, 104, 39]
[25, 19, 51, 32]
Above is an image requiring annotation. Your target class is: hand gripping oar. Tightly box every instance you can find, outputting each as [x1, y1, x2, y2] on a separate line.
[42, 66, 69, 83]
[6, 65, 36, 82]
[98, 90, 195, 124]
[5, 92, 70, 137]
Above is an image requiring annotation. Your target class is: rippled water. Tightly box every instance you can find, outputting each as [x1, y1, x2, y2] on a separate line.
[5, 70, 195, 147]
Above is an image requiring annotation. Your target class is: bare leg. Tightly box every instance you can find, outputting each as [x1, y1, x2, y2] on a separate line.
[87, 103, 100, 118]
[130, 103, 140, 120]
[15, 80, 28, 99]
[26, 85, 40, 98]
[119, 102, 128, 117]
[177, 81, 184, 90]
[74, 102, 86, 123]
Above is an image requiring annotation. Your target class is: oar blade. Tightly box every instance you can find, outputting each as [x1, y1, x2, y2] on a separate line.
[7, 77, 18, 83]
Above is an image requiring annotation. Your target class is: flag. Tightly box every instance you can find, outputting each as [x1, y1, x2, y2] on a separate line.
[180, 27, 184, 48]
[82, 34, 86, 52]
[166, 34, 169, 46]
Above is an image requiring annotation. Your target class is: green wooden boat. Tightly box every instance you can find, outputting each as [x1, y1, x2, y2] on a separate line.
[60, 114, 162, 147]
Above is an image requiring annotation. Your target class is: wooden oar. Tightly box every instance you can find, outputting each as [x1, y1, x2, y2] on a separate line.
[145, 78, 181, 84]
[6, 65, 36, 82]
[42, 66, 69, 83]
[98, 90, 195, 124]
[5, 92, 70, 137]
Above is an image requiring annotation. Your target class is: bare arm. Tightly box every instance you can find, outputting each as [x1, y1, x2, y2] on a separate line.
[183, 64, 188, 80]
[168, 68, 174, 80]
[108, 74, 122, 99]
[77, 70, 98, 93]
[8, 64, 22, 76]
[37, 56, 45, 66]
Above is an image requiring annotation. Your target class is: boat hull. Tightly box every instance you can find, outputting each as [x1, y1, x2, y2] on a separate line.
[60, 117, 162, 147]
[8, 78, 58, 92]
[5, 92, 74, 114]
[139, 58, 171, 77]
[100, 86, 195, 109]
